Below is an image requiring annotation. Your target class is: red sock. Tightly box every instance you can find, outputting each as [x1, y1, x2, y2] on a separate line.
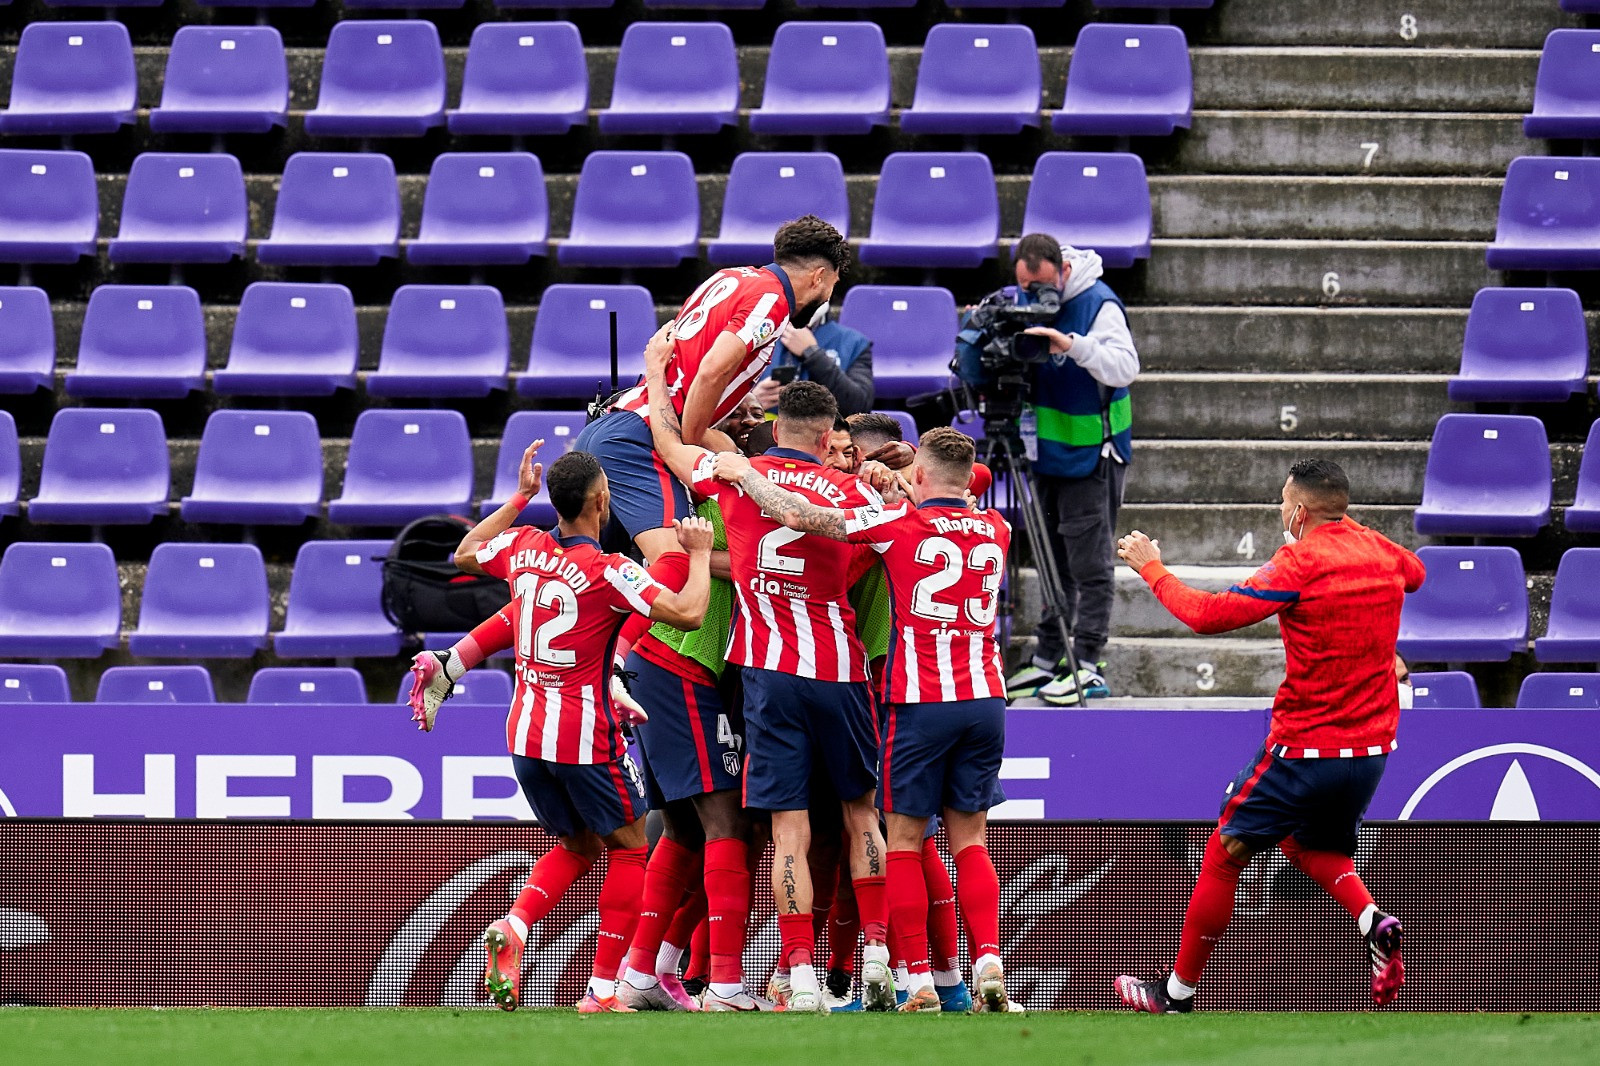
[686, 917, 710, 983]
[1279, 837, 1374, 921]
[954, 844, 1001, 959]
[626, 837, 698, 977]
[921, 837, 960, 973]
[453, 607, 514, 670]
[510, 845, 593, 930]
[852, 874, 887, 945]
[1173, 831, 1249, 986]
[886, 851, 930, 974]
[704, 837, 751, 985]
[829, 871, 860, 973]
[777, 912, 815, 969]
[665, 878, 708, 952]
[592, 847, 648, 981]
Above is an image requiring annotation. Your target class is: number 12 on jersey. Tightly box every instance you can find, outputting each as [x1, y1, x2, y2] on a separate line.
[514, 573, 578, 667]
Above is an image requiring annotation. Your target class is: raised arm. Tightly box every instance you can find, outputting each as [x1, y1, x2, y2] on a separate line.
[1119, 531, 1290, 636]
[645, 326, 715, 486]
[454, 440, 543, 575]
[679, 332, 750, 446]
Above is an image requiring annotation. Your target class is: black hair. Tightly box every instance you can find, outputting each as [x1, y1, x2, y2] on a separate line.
[1288, 458, 1351, 511]
[774, 215, 851, 275]
[546, 451, 605, 523]
[1014, 232, 1064, 273]
[777, 380, 839, 430]
[846, 412, 903, 453]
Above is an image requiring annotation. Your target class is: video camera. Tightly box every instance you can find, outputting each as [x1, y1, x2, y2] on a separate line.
[959, 282, 1064, 427]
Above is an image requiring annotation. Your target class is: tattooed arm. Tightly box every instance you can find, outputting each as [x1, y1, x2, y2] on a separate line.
[732, 468, 852, 540]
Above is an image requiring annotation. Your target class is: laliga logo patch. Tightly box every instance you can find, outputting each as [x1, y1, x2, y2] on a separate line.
[1400, 743, 1600, 821]
[754, 319, 775, 343]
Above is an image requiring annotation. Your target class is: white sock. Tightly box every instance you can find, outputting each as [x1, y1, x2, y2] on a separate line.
[444, 648, 469, 682]
[972, 953, 1003, 980]
[932, 968, 962, 988]
[907, 970, 934, 994]
[622, 968, 656, 991]
[588, 977, 616, 999]
[775, 966, 790, 981]
[656, 941, 684, 977]
[790, 964, 820, 994]
[710, 981, 743, 999]
[506, 915, 529, 943]
[862, 942, 890, 968]
[1358, 904, 1379, 935]
[895, 966, 911, 990]
[1166, 973, 1196, 1001]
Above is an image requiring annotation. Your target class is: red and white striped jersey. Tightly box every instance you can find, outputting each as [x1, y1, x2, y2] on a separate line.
[690, 448, 876, 682]
[475, 527, 666, 764]
[846, 499, 1012, 704]
[615, 266, 791, 426]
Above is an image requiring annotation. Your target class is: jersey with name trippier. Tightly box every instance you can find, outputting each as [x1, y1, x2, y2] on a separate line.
[690, 448, 878, 683]
[845, 499, 1012, 704]
[615, 266, 790, 426]
[475, 527, 667, 764]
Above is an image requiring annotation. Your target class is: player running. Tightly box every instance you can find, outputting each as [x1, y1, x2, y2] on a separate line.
[645, 341, 899, 1014]
[1111, 458, 1424, 1014]
[715, 427, 1015, 1014]
[575, 215, 848, 562]
[416, 440, 715, 1014]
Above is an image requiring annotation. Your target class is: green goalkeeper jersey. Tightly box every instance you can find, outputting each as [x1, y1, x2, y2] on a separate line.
[850, 560, 892, 664]
[647, 499, 734, 680]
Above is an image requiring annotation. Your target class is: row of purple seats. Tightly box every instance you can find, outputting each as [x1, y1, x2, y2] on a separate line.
[1398, 547, 1600, 663]
[1525, 31, 1600, 139]
[9, 0, 1206, 7]
[1450, 287, 1589, 403]
[1486, 157, 1600, 271]
[0, 21, 1190, 141]
[0, 663, 516, 706]
[1406, 670, 1600, 710]
[1415, 415, 1600, 537]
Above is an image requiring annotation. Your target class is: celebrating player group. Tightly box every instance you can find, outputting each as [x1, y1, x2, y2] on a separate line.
[405, 215, 1418, 1017]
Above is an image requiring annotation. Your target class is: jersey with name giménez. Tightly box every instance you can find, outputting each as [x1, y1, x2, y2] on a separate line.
[691, 449, 878, 683]
[847, 500, 1011, 704]
[476, 527, 666, 764]
[616, 266, 790, 426]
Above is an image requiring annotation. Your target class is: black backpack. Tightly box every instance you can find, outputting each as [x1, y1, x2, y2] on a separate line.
[379, 514, 511, 633]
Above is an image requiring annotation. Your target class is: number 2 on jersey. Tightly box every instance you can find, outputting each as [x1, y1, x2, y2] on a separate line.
[513, 573, 578, 666]
[911, 537, 1003, 627]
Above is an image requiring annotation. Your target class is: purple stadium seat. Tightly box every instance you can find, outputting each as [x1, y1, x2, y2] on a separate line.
[109, 153, 248, 265]
[1406, 671, 1480, 709]
[0, 287, 54, 394]
[0, 23, 136, 135]
[599, 23, 738, 135]
[1486, 157, 1600, 271]
[368, 285, 510, 398]
[214, 283, 359, 397]
[0, 664, 71, 703]
[258, 154, 401, 267]
[129, 544, 269, 659]
[1397, 546, 1528, 662]
[1525, 31, 1600, 139]
[858, 153, 999, 269]
[1449, 288, 1588, 403]
[871, 409, 919, 445]
[274, 541, 402, 658]
[1535, 549, 1600, 662]
[749, 23, 890, 136]
[181, 411, 324, 526]
[43, 0, 160, 5]
[708, 153, 849, 266]
[96, 666, 216, 704]
[0, 412, 17, 519]
[407, 153, 548, 266]
[248, 668, 369, 704]
[1561, 0, 1600, 10]
[558, 152, 700, 268]
[939, 0, 1061, 7]
[520, 284, 656, 399]
[1023, 152, 1152, 269]
[1517, 673, 1600, 709]
[1568, 422, 1600, 533]
[305, 21, 446, 138]
[28, 408, 169, 526]
[1092, 0, 1212, 7]
[797, 0, 915, 8]
[64, 285, 206, 400]
[397, 668, 514, 707]
[0, 150, 97, 264]
[0, 543, 121, 658]
[839, 286, 958, 399]
[1413, 414, 1551, 538]
[343, 0, 462, 10]
[150, 27, 288, 135]
[482, 410, 588, 525]
[329, 411, 474, 527]
[448, 22, 588, 136]
[1052, 24, 1193, 137]
[900, 25, 1042, 135]
[198, 0, 315, 7]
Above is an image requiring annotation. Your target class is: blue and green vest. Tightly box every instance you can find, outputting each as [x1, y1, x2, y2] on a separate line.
[1031, 280, 1133, 479]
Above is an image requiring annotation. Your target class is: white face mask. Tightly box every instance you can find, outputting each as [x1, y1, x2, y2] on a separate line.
[807, 301, 830, 329]
[1282, 503, 1305, 545]
[1397, 682, 1414, 710]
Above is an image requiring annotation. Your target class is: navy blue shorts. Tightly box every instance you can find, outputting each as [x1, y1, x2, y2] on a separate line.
[574, 410, 691, 544]
[512, 752, 648, 840]
[742, 668, 878, 812]
[1217, 745, 1388, 856]
[626, 650, 744, 807]
[878, 699, 1007, 818]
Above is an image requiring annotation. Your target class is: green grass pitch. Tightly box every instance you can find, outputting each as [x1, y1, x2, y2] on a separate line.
[1, 1009, 1595, 1066]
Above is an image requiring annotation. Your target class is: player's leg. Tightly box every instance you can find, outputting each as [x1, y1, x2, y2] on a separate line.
[884, 811, 940, 1012]
[620, 801, 703, 1011]
[940, 696, 1011, 1012]
[922, 824, 971, 1011]
[408, 607, 514, 729]
[824, 681, 893, 1012]
[803, 809, 844, 1008]
[656, 875, 707, 1003]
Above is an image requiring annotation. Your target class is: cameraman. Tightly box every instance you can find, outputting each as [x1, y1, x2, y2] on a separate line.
[956, 234, 1140, 706]
[750, 303, 876, 416]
